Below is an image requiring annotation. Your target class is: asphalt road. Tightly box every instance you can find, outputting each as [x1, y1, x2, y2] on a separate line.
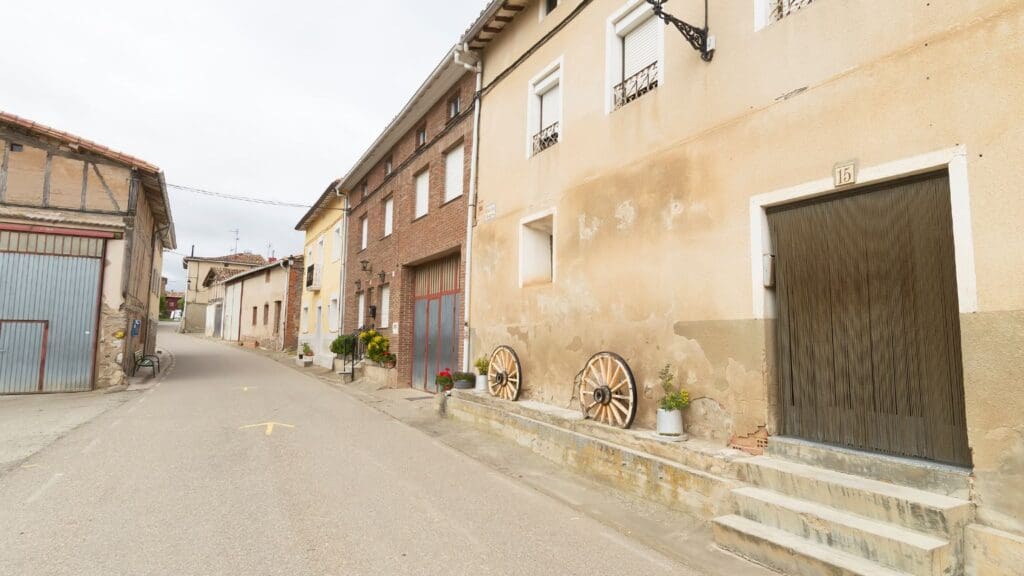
[0, 325, 688, 576]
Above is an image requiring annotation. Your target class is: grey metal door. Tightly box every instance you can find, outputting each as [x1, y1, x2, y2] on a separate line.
[0, 231, 103, 393]
[768, 172, 970, 466]
[411, 255, 461, 392]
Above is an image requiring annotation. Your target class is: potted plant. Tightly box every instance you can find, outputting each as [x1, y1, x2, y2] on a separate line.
[453, 371, 476, 390]
[435, 368, 454, 393]
[366, 334, 391, 366]
[301, 343, 314, 359]
[382, 353, 397, 369]
[330, 334, 356, 358]
[657, 364, 689, 437]
[474, 356, 489, 391]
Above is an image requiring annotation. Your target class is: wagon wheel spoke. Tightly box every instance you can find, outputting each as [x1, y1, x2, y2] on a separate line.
[576, 352, 636, 429]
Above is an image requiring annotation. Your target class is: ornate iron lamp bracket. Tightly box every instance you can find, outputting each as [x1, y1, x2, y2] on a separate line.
[646, 0, 714, 62]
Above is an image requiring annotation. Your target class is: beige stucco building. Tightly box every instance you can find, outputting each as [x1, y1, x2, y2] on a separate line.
[202, 257, 303, 351]
[0, 111, 175, 391]
[179, 252, 266, 333]
[461, 0, 1024, 573]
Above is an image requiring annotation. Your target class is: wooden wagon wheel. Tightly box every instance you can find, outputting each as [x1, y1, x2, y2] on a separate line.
[487, 345, 522, 401]
[578, 352, 637, 429]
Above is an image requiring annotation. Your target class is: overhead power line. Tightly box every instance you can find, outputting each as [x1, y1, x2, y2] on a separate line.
[167, 183, 317, 209]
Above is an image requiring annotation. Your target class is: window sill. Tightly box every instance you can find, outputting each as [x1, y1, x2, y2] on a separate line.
[411, 214, 430, 223]
[440, 194, 463, 208]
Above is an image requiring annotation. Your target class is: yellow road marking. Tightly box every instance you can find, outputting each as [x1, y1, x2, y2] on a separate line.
[239, 422, 295, 436]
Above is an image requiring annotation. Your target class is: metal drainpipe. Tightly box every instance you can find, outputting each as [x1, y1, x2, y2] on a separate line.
[336, 186, 348, 343]
[454, 45, 483, 372]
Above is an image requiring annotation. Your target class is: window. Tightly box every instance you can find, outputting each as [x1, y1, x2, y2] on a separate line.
[328, 296, 339, 332]
[357, 292, 366, 328]
[520, 211, 555, 286]
[9, 142, 23, 152]
[448, 94, 461, 120]
[384, 196, 394, 236]
[263, 304, 269, 325]
[265, 270, 271, 283]
[757, 0, 816, 29]
[361, 181, 369, 199]
[273, 301, 282, 335]
[301, 306, 309, 333]
[528, 59, 562, 156]
[541, 0, 559, 18]
[360, 216, 368, 250]
[252, 306, 258, 325]
[380, 285, 391, 329]
[607, 2, 664, 112]
[384, 156, 393, 176]
[333, 225, 343, 261]
[416, 125, 427, 148]
[444, 145, 464, 202]
[367, 288, 375, 323]
[414, 170, 429, 218]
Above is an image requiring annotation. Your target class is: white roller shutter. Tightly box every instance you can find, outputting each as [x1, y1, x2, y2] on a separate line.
[384, 197, 394, 236]
[623, 15, 660, 79]
[444, 145, 464, 202]
[415, 171, 429, 218]
[539, 84, 561, 129]
[380, 285, 391, 327]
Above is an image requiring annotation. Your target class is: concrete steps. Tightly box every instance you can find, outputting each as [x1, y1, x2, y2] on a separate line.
[766, 437, 971, 499]
[736, 456, 971, 536]
[732, 487, 951, 575]
[715, 453, 972, 576]
[714, 515, 910, 576]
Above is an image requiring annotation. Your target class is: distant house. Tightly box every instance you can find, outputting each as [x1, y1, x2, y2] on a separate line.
[179, 252, 266, 333]
[164, 291, 183, 316]
[0, 111, 176, 393]
[203, 257, 303, 351]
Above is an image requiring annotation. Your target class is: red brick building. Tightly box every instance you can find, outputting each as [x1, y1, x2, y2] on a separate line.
[297, 47, 476, 392]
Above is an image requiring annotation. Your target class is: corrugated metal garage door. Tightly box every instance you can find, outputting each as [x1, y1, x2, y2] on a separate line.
[412, 254, 461, 393]
[0, 230, 103, 393]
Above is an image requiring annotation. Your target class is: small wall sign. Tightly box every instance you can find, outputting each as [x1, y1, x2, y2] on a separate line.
[834, 160, 858, 188]
[483, 203, 497, 222]
[131, 319, 141, 336]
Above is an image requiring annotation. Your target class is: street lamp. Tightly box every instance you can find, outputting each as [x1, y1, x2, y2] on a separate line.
[647, 0, 715, 62]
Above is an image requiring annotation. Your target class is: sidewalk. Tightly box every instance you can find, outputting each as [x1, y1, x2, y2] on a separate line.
[223, 338, 774, 576]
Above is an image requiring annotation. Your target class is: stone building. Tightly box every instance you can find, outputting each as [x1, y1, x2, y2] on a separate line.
[0, 110, 175, 391]
[458, 0, 1024, 573]
[179, 252, 266, 332]
[296, 46, 475, 388]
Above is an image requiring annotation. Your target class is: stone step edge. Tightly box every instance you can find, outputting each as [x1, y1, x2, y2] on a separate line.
[713, 514, 911, 576]
[766, 436, 972, 498]
[733, 486, 949, 552]
[741, 456, 971, 512]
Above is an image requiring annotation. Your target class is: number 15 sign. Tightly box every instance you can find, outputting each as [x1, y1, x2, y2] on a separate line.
[834, 160, 858, 188]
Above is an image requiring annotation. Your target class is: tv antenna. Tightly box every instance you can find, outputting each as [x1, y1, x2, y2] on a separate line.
[229, 229, 240, 254]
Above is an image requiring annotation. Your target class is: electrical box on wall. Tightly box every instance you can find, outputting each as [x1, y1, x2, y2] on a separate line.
[763, 254, 776, 288]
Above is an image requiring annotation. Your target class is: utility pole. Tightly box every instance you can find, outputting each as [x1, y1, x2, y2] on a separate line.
[266, 242, 275, 259]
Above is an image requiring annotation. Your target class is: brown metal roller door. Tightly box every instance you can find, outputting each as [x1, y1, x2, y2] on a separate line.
[768, 171, 970, 466]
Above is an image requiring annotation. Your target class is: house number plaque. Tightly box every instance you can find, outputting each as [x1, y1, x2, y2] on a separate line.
[834, 160, 858, 188]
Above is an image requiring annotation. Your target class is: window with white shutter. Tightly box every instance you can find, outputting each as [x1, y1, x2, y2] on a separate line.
[444, 145, 464, 202]
[415, 170, 429, 218]
[357, 292, 366, 328]
[380, 285, 391, 328]
[527, 59, 563, 156]
[623, 15, 659, 79]
[384, 196, 394, 236]
[607, 3, 664, 112]
[360, 216, 368, 250]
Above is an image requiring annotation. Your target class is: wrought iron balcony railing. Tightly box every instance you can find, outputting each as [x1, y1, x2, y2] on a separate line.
[613, 62, 659, 111]
[531, 122, 560, 156]
[771, 0, 814, 22]
[306, 264, 321, 291]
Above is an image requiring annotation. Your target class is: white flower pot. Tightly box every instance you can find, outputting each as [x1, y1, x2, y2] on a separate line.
[656, 409, 684, 436]
[475, 374, 488, 392]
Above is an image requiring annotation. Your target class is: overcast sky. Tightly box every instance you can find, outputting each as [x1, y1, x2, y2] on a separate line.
[0, 0, 486, 290]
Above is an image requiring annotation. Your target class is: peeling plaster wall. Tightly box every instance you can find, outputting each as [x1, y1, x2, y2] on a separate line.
[470, 0, 1024, 536]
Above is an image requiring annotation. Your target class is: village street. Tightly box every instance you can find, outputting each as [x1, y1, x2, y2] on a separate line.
[0, 324, 705, 576]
